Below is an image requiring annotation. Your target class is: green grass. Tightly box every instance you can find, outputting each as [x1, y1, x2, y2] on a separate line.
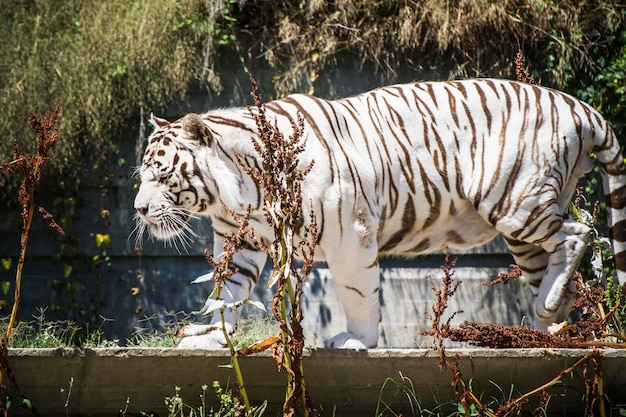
[0, 309, 279, 349]
[230, 316, 280, 350]
[1, 309, 76, 348]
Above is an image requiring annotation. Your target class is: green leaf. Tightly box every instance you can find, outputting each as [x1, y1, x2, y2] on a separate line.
[193, 297, 225, 316]
[21, 398, 32, 409]
[1, 258, 10, 270]
[244, 299, 267, 313]
[63, 264, 72, 278]
[95, 233, 110, 247]
[2, 281, 10, 296]
[173, 18, 193, 32]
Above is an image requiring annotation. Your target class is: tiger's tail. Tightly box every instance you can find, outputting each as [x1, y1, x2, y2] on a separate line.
[593, 124, 626, 286]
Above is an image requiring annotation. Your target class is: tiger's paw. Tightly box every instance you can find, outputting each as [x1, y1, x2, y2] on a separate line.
[175, 324, 228, 349]
[324, 332, 373, 350]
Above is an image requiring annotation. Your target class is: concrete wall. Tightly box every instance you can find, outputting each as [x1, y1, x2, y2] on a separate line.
[11, 347, 626, 416]
[0, 54, 535, 347]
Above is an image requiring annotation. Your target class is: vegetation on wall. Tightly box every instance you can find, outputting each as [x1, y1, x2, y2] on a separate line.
[0, 0, 213, 198]
[1, 0, 625, 201]
[235, 0, 624, 92]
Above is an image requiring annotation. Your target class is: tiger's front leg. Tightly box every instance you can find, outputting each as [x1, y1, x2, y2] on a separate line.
[177, 234, 267, 349]
[324, 240, 381, 349]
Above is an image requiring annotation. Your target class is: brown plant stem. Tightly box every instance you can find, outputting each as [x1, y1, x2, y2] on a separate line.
[0, 105, 63, 411]
[500, 350, 602, 413]
[6, 184, 36, 341]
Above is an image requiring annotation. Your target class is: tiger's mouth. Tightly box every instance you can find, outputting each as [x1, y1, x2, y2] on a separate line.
[133, 206, 198, 251]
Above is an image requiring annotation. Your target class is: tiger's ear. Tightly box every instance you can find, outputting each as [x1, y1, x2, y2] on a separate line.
[181, 113, 212, 145]
[150, 113, 170, 129]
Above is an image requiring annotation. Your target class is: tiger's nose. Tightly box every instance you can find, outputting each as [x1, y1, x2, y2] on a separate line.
[136, 206, 148, 216]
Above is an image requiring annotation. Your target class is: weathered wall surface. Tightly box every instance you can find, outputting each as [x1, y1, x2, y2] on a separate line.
[0, 56, 534, 347]
[13, 348, 626, 416]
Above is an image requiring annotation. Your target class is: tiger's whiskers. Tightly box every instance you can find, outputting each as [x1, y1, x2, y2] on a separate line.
[131, 207, 199, 254]
[130, 214, 148, 249]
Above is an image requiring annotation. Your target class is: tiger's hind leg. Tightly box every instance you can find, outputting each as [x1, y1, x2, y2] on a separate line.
[504, 219, 590, 331]
[533, 219, 590, 330]
[504, 238, 576, 329]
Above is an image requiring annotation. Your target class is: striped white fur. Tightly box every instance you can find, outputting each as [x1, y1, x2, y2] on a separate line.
[134, 79, 626, 349]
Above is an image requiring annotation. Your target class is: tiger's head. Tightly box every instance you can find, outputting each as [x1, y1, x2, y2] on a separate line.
[133, 112, 242, 248]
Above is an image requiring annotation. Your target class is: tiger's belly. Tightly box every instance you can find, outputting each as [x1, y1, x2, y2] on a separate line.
[377, 203, 499, 256]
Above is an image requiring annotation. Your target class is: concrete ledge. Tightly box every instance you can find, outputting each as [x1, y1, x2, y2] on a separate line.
[9, 348, 626, 416]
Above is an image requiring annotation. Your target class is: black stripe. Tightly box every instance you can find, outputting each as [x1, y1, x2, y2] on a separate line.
[610, 219, 626, 242]
[607, 185, 626, 210]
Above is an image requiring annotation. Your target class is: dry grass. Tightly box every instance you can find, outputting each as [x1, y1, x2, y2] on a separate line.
[0, 0, 208, 198]
[243, 0, 624, 94]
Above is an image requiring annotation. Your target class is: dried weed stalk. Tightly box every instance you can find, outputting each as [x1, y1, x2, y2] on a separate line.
[235, 76, 319, 417]
[423, 247, 461, 367]
[450, 269, 610, 348]
[0, 104, 64, 415]
[199, 76, 318, 416]
[514, 49, 538, 85]
[483, 264, 523, 287]
[447, 322, 558, 349]
[422, 248, 490, 414]
[425, 248, 607, 415]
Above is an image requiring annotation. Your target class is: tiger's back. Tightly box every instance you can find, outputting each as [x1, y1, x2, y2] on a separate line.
[268, 80, 617, 255]
[135, 78, 626, 349]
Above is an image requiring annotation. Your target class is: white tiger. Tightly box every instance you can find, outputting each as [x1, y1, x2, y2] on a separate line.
[134, 79, 626, 349]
